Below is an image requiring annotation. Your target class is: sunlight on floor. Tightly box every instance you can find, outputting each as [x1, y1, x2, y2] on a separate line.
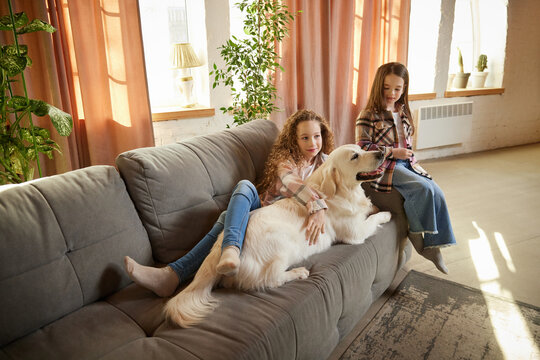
[469, 221, 539, 360]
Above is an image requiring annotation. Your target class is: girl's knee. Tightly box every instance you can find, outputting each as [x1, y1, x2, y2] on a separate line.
[234, 180, 257, 197]
[412, 179, 436, 199]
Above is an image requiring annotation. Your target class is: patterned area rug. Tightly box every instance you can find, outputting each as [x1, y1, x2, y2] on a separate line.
[340, 270, 540, 360]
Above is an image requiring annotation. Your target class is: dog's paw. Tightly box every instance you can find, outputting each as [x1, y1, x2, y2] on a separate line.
[375, 211, 392, 224]
[290, 267, 310, 280]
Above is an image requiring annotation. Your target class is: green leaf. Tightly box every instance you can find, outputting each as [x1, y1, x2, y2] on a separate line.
[20, 128, 34, 143]
[29, 99, 48, 116]
[7, 95, 29, 111]
[2, 44, 28, 57]
[17, 19, 56, 35]
[32, 126, 50, 139]
[46, 105, 73, 136]
[0, 53, 27, 76]
[0, 12, 28, 31]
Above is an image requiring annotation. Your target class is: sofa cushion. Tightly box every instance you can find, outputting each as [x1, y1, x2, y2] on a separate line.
[116, 119, 279, 264]
[1, 302, 146, 360]
[154, 288, 298, 360]
[0, 166, 152, 346]
[99, 338, 200, 360]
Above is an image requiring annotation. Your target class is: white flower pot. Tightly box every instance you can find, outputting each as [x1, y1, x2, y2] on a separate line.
[470, 71, 488, 88]
[452, 72, 470, 89]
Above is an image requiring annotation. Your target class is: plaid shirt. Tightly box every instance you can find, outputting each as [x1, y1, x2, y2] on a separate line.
[261, 153, 328, 213]
[355, 108, 431, 192]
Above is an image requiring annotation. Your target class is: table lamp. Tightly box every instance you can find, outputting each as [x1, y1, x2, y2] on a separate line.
[170, 43, 202, 107]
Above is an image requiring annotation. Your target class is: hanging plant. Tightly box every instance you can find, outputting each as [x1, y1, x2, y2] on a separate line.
[0, 1, 73, 184]
[210, 0, 298, 126]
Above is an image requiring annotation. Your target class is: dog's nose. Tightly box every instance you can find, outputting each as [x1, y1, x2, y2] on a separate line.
[376, 150, 384, 160]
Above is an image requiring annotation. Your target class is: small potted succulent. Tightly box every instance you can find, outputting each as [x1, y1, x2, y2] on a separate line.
[470, 54, 488, 88]
[452, 48, 470, 88]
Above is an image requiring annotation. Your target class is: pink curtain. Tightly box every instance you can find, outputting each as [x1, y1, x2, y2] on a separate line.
[1, 0, 154, 177]
[273, 0, 411, 146]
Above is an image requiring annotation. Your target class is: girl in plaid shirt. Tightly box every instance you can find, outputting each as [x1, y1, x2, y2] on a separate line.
[356, 62, 456, 274]
[125, 109, 334, 297]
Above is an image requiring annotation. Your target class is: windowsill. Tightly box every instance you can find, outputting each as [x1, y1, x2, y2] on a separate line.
[151, 105, 215, 122]
[444, 87, 505, 98]
[409, 88, 505, 101]
[409, 93, 437, 101]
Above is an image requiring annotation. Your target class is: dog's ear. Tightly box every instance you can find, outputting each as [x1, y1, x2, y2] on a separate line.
[320, 166, 340, 198]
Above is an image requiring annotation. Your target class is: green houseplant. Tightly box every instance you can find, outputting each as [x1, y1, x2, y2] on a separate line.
[210, 0, 298, 126]
[0, 2, 73, 184]
[452, 47, 470, 89]
[470, 54, 488, 88]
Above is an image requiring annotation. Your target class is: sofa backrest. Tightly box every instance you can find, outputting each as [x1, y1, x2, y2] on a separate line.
[0, 166, 153, 346]
[116, 119, 279, 264]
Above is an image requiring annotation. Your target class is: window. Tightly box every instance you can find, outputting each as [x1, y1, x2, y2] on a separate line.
[407, 0, 507, 94]
[138, 0, 209, 111]
[449, 0, 506, 88]
[407, 0, 441, 94]
[449, 0, 474, 77]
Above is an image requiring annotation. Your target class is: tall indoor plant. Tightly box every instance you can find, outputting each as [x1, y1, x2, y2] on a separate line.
[0, 2, 72, 184]
[210, 0, 298, 126]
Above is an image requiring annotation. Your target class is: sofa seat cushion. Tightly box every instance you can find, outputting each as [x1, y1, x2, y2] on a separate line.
[154, 289, 297, 360]
[106, 283, 167, 336]
[99, 338, 200, 360]
[1, 302, 146, 360]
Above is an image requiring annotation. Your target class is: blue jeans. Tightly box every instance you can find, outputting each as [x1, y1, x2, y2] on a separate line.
[392, 160, 456, 248]
[168, 180, 261, 282]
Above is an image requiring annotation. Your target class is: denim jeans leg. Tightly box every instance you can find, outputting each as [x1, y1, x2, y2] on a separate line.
[392, 162, 435, 233]
[392, 161, 455, 247]
[168, 211, 226, 282]
[222, 180, 261, 251]
[423, 181, 457, 248]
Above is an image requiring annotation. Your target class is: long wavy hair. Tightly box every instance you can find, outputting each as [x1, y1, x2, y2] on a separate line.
[257, 109, 334, 194]
[365, 62, 414, 134]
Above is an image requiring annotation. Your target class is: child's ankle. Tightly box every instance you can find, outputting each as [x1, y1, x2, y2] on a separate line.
[217, 246, 240, 276]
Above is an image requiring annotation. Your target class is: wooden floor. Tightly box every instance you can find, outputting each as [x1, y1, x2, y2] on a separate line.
[406, 142, 540, 307]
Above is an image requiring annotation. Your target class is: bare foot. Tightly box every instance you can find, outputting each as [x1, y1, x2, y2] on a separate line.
[216, 246, 240, 276]
[124, 256, 179, 297]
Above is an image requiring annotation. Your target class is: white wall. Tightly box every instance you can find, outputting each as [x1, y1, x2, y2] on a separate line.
[153, 0, 540, 158]
[412, 0, 540, 160]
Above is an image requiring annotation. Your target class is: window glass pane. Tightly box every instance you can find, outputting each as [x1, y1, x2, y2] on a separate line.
[139, 0, 189, 109]
[407, 0, 441, 93]
[449, 0, 474, 75]
[474, 0, 506, 87]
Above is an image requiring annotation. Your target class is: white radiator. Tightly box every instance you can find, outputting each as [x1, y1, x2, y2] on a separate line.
[415, 102, 473, 149]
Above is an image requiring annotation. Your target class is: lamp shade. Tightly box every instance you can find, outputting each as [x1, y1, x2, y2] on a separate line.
[170, 43, 202, 69]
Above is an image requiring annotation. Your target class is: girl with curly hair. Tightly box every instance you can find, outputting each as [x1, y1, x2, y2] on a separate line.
[125, 109, 334, 297]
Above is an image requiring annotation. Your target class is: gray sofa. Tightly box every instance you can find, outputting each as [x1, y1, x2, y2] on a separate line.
[0, 119, 411, 360]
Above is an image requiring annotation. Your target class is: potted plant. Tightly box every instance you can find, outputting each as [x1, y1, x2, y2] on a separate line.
[470, 54, 488, 88]
[452, 47, 470, 88]
[0, 3, 73, 184]
[210, 0, 298, 126]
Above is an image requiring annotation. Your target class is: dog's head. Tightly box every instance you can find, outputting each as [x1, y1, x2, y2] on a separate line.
[312, 144, 384, 197]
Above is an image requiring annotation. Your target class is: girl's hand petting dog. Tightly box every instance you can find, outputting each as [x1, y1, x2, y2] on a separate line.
[306, 210, 326, 245]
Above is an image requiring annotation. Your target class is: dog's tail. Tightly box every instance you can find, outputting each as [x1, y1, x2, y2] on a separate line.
[164, 242, 222, 328]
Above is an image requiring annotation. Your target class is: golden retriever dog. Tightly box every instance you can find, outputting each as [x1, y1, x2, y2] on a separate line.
[164, 144, 391, 327]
